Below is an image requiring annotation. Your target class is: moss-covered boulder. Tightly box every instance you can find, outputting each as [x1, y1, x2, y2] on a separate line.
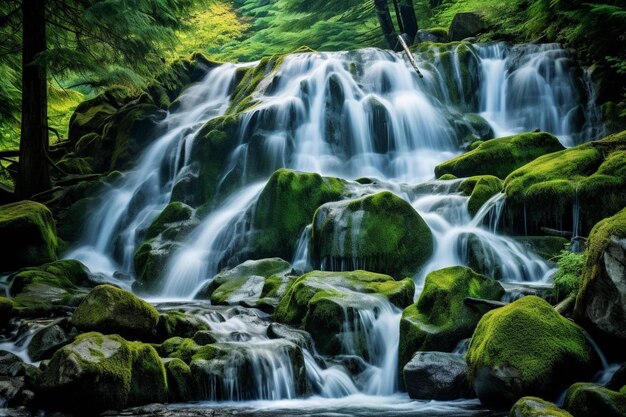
[164, 358, 192, 402]
[564, 383, 626, 417]
[39, 332, 167, 413]
[156, 311, 209, 341]
[574, 208, 626, 349]
[0, 297, 14, 326]
[195, 258, 294, 311]
[275, 270, 414, 355]
[504, 130, 626, 236]
[0, 201, 57, 271]
[399, 266, 504, 369]
[460, 175, 503, 215]
[510, 397, 573, 417]
[311, 191, 433, 278]
[189, 340, 306, 400]
[144, 202, 195, 241]
[250, 169, 346, 261]
[466, 296, 598, 407]
[68, 94, 118, 146]
[435, 132, 564, 180]
[132, 202, 198, 294]
[159, 337, 201, 364]
[8, 260, 91, 316]
[72, 285, 159, 341]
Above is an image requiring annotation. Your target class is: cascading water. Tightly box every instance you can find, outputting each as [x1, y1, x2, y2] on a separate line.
[66, 64, 240, 278]
[66, 41, 603, 413]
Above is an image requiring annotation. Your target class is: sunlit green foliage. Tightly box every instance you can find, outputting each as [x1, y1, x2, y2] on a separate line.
[553, 250, 585, 301]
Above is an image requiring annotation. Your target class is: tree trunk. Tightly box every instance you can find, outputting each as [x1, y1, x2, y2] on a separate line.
[17, 0, 49, 199]
[374, 0, 397, 50]
[391, 0, 404, 34]
[399, 0, 419, 41]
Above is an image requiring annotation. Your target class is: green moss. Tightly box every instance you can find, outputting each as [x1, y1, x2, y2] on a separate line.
[552, 251, 585, 302]
[251, 169, 346, 260]
[0, 297, 14, 325]
[311, 191, 433, 278]
[399, 266, 504, 369]
[8, 260, 90, 316]
[68, 96, 117, 145]
[40, 332, 166, 412]
[164, 358, 192, 402]
[57, 156, 94, 175]
[460, 175, 503, 215]
[160, 337, 201, 364]
[72, 285, 160, 341]
[564, 383, 626, 417]
[0, 200, 58, 271]
[128, 341, 168, 405]
[133, 239, 182, 294]
[198, 258, 292, 309]
[439, 173, 458, 180]
[574, 207, 626, 341]
[156, 311, 209, 341]
[40, 332, 133, 412]
[466, 296, 598, 407]
[510, 397, 574, 417]
[145, 202, 194, 240]
[436, 132, 564, 179]
[274, 270, 414, 355]
[504, 130, 626, 235]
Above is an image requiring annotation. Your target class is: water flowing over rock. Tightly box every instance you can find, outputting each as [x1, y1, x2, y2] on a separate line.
[47, 41, 607, 413]
[310, 191, 433, 278]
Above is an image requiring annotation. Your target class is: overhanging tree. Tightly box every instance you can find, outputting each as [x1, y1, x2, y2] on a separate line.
[0, 0, 199, 199]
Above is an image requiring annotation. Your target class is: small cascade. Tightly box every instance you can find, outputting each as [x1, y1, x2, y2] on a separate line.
[292, 225, 312, 272]
[161, 183, 266, 297]
[414, 186, 553, 283]
[66, 64, 240, 276]
[477, 43, 601, 146]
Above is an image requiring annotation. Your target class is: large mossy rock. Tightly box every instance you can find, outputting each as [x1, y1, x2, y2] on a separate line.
[563, 383, 626, 417]
[156, 311, 210, 341]
[435, 132, 564, 180]
[574, 208, 626, 350]
[311, 191, 433, 279]
[460, 175, 503, 216]
[8, 260, 91, 316]
[133, 202, 197, 294]
[510, 397, 573, 417]
[504, 130, 626, 236]
[71, 285, 159, 341]
[0, 201, 57, 272]
[39, 332, 167, 413]
[189, 340, 306, 400]
[399, 266, 504, 369]
[195, 258, 294, 311]
[249, 169, 346, 261]
[274, 270, 414, 355]
[466, 295, 598, 408]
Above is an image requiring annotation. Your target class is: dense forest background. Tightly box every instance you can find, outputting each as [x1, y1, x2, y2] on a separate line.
[1, 0, 624, 179]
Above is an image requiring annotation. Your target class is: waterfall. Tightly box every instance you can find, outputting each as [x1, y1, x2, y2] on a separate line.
[66, 64, 240, 277]
[65, 42, 602, 408]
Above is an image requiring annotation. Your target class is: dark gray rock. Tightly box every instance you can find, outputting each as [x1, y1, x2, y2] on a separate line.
[403, 352, 472, 400]
[267, 323, 314, 351]
[27, 324, 71, 361]
[449, 12, 487, 41]
[414, 29, 446, 43]
[0, 351, 23, 377]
